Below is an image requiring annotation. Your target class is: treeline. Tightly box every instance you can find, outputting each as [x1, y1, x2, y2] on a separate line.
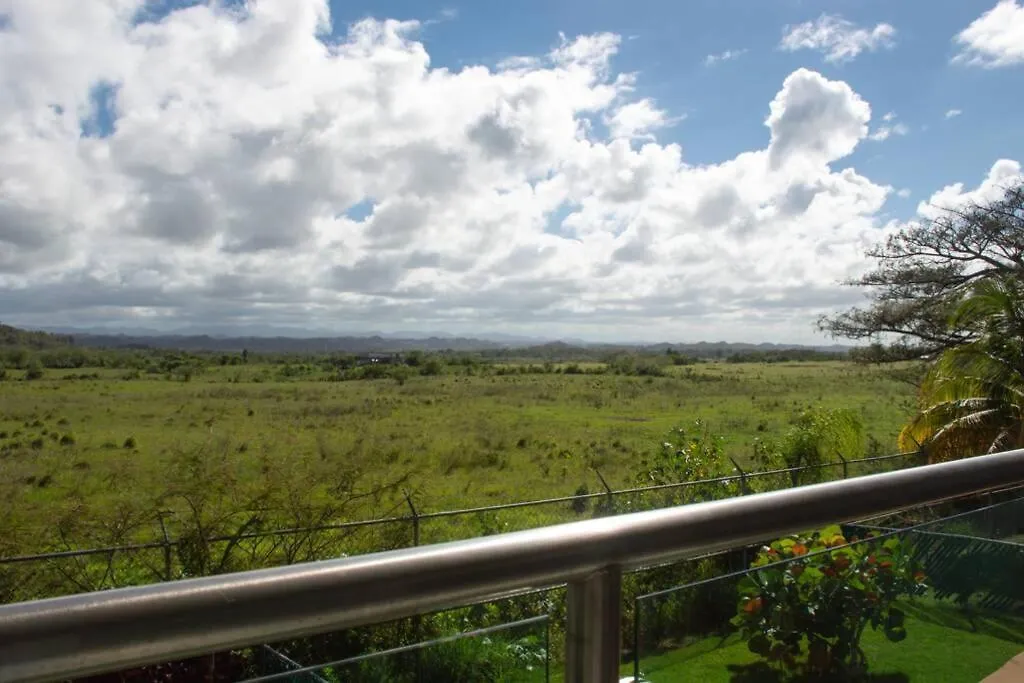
[724, 348, 848, 363]
[0, 323, 849, 379]
[0, 324, 73, 350]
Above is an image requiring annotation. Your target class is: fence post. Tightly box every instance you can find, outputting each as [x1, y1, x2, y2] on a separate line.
[404, 490, 420, 547]
[838, 453, 849, 479]
[594, 469, 614, 514]
[403, 490, 423, 683]
[565, 566, 622, 683]
[729, 457, 749, 496]
[157, 512, 173, 582]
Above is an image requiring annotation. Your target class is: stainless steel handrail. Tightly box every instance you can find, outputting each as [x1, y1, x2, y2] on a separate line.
[1, 448, 1023, 683]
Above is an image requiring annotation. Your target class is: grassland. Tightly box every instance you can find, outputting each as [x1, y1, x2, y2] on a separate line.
[0, 361, 915, 554]
[0, 357, 925, 611]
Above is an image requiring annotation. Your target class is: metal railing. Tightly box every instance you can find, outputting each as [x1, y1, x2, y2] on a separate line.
[1, 448, 1022, 683]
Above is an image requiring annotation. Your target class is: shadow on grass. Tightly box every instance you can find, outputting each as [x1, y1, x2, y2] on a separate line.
[900, 599, 1024, 644]
[726, 662, 910, 683]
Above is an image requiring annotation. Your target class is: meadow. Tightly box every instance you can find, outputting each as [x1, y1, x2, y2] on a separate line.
[0, 359, 916, 565]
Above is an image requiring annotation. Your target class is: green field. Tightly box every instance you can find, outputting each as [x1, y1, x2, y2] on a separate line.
[0, 360, 917, 596]
[0, 361, 914, 541]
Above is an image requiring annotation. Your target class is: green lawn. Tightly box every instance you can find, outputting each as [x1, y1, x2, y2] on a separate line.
[631, 601, 1024, 682]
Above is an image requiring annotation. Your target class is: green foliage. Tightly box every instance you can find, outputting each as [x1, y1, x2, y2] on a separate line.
[635, 420, 739, 504]
[23, 359, 44, 381]
[0, 323, 73, 350]
[732, 526, 927, 680]
[821, 182, 1024, 362]
[752, 408, 865, 487]
[348, 630, 546, 682]
[607, 353, 667, 377]
[900, 275, 1024, 463]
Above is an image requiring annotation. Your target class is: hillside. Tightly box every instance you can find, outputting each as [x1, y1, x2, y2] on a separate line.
[0, 323, 74, 349]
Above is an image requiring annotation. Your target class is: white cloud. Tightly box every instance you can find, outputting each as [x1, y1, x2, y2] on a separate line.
[780, 14, 896, 63]
[917, 159, 1023, 219]
[953, 0, 1024, 68]
[896, 188, 911, 199]
[0, 0, 1015, 343]
[704, 49, 747, 66]
[868, 112, 909, 141]
[945, 109, 963, 119]
[605, 98, 681, 139]
[765, 69, 871, 169]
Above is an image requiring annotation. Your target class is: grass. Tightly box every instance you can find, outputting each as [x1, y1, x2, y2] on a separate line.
[631, 600, 1024, 682]
[0, 360, 917, 599]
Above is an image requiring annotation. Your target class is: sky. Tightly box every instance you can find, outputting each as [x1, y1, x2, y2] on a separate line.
[0, 0, 1022, 344]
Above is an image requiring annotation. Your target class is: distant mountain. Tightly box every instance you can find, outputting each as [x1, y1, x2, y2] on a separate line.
[24, 324, 852, 355]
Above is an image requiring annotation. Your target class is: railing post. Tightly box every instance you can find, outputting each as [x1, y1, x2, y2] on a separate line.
[838, 453, 849, 479]
[565, 566, 622, 683]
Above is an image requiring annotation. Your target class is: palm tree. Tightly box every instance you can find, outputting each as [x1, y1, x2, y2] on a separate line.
[899, 276, 1024, 463]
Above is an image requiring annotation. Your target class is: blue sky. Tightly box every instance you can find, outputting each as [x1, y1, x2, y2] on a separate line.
[0, 0, 1022, 342]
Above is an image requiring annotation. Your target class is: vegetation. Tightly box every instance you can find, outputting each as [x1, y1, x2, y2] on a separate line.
[0, 359, 914, 573]
[732, 527, 927, 680]
[633, 601, 1024, 682]
[898, 276, 1024, 462]
[821, 182, 1024, 363]
[820, 182, 1024, 464]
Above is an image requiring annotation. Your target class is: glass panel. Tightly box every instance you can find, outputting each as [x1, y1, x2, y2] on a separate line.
[631, 492, 1024, 683]
[239, 615, 550, 683]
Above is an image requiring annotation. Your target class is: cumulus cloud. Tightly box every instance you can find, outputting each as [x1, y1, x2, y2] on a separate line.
[917, 159, 1023, 219]
[780, 14, 896, 63]
[953, 0, 1024, 67]
[765, 69, 871, 169]
[0, 0, 1013, 342]
[605, 98, 673, 139]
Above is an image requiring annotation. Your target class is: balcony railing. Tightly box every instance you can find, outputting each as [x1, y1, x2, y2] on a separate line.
[1, 448, 1022, 683]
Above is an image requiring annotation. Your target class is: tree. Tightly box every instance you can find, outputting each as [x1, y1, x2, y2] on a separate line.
[898, 276, 1024, 462]
[23, 358, 44, 381]
[820, 184, 1024, 362]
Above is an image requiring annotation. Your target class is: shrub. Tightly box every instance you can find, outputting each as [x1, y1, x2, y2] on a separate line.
[635, 420, 737, 505]
[59, 433, 76, 446]
[570, 484, 590, 514]
[23, 359, 44, 381]
[123, 436, 137, 449]
[732, 526, 926, 680]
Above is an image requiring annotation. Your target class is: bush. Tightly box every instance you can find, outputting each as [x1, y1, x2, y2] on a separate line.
[23, 359, 44, 381]
[635, 420, 738, 504]
[123, 436, 137, 449]
[732, 526, 926, 680]
[59, 433, 76, 446]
